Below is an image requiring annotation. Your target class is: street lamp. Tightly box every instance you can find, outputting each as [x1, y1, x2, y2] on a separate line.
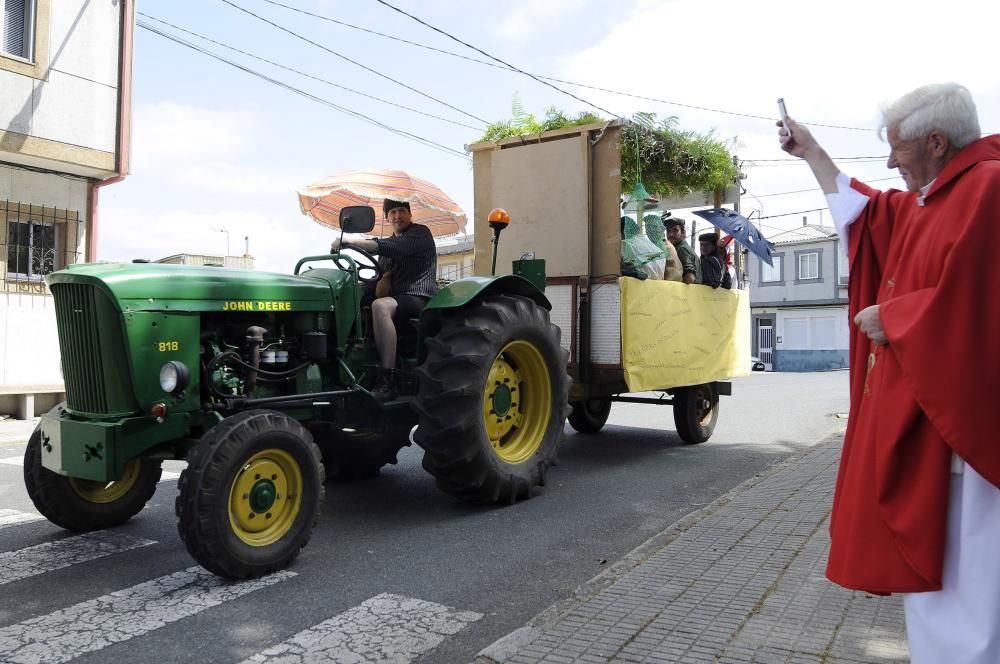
[215, 227, 230, 256]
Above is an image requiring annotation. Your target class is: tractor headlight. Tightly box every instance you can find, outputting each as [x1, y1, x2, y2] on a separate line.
[159, 361, 190, 396]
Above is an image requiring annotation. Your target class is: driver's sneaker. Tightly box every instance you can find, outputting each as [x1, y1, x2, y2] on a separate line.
[372, 371, 398, 403]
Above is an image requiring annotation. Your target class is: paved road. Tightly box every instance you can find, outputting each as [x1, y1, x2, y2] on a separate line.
[0, 371, 848, 664]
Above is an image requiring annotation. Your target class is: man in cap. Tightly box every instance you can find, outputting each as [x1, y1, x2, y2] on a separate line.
[779, 83, 1000, 663]
[663, 215, 701, 284]
[331, 198, 438, 401]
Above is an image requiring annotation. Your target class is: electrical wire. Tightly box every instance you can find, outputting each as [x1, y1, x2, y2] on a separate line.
[753, 175, 901, 198]
[370, 0, 621, 118]
[137, 21, 470, 160]
[0, 159, 94, 183]
[747, 156, 889, 162]
[138, 13, 482, 131]
[217, 0, 489, 126]
[260, 0, 880, 132]
[757, 208, 828, 220]
[745, 159, 889, 168]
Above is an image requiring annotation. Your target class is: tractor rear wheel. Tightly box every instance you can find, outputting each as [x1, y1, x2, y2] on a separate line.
[307, 420, 412, 480]
[414, 294, 570, 504]
[673, 383, 719, 444]
[176, 410, 324, 579]
[24, 412, 161, 531]
[568, 398, 612, 433]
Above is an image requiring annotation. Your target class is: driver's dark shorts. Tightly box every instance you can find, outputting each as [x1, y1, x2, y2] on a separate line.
[390, 294, 430, 324]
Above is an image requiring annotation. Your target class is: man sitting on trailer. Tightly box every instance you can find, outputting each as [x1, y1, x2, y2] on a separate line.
[699, 233, 732, 289]
[330, 198, 438, 401]
[663, 216, 701, 285]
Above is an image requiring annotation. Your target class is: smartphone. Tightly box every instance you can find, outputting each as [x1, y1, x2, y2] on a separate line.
[777, 98, 791, 136]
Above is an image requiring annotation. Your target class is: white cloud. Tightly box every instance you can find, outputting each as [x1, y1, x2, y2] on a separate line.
[552, 0, 999, 232]
[131, 101, 257, 168]
[495, 0, 589, 42]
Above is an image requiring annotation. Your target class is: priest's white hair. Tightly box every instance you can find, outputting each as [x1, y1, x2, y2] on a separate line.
[878, 83, 981, 149]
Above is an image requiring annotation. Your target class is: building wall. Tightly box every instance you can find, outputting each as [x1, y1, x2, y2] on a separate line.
[437, 242, 475, 281]
[1, 167, 89, 397]
[1, 0, 122, 176]
[0, 1, 126, 416]
[771, 306, 850, 371]
[749, 239, 839, 304]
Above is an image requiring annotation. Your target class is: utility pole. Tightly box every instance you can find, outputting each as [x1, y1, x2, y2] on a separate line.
[732, 154, 745, 288]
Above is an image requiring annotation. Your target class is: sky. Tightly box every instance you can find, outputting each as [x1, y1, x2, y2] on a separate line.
[99, 0, 1000, 273]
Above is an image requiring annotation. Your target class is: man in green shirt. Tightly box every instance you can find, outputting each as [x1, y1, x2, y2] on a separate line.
[663, 215, 701, 284]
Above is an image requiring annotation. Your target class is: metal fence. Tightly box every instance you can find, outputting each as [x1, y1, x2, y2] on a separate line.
[1, 201, 83, 293]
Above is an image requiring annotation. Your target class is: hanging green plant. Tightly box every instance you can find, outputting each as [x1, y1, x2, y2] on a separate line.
[619, 114, 737, 198]
[477, 101, 736, 198]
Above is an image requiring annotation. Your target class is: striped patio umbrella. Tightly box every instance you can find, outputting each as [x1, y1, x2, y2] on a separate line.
[297, 168, 467, 238]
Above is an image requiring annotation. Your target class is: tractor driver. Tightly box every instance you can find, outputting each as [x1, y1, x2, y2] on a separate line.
[330, 198, 438, 401]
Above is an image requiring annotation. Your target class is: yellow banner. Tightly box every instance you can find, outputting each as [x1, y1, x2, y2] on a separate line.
[620, 278, 750, 392]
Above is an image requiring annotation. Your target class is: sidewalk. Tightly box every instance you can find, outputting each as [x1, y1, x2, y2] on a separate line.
[476, 435, 909, 664]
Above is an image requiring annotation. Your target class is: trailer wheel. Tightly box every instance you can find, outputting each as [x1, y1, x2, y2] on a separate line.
[568, 398, 612, 433]
[673, 383, 719, 444]
[176, 410, 324, 579]
[414, 294, 570, 503]
[24, 413, 161, 531]
[307, 420, 412, 480]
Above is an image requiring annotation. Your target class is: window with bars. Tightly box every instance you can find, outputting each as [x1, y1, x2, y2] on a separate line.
[6, 218, 55, 280]
[2, 201, 80, 288]
[1, 0, 36, 61]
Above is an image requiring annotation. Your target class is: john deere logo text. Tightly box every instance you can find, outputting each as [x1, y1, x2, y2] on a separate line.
[223, 301, 293, 312]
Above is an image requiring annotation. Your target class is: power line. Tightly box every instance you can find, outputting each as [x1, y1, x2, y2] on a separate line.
[757, 208, 828, 220]
[259, 0, 876, 132]
[746, 158, 889, 168]
[746, 156, 889, 162]
[137, 21, 470, 160]
[754, 175, 901, 198]
[370, 0, 621, 118]
[217, 0, 489, 126]
[138, 13, 481, 131]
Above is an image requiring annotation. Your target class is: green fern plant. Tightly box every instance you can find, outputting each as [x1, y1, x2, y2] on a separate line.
[476, 103, 736, 197]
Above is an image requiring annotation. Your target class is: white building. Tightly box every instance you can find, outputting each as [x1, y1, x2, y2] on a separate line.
[1, 0, 134, 418]
[747, 224, 850, 371]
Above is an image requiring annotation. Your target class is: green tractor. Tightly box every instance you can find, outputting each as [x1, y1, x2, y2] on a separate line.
[25, 205, 570, 578]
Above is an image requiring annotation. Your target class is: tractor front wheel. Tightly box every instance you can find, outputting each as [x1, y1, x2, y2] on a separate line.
[176, 410, 324, 578]
[24, 419, 161, 531]
[414, 295, 570, 503]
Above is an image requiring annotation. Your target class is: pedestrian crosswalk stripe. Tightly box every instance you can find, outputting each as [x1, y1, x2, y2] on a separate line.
[239, 593, 483, 664]
[0, 531, 156, 586]
[0, 509, 44, 530]
[0, 455, 180, 481]
[0, 566, 294, 664]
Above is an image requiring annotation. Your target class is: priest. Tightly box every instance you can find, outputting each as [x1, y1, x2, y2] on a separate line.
[778, 83, 1000, 663]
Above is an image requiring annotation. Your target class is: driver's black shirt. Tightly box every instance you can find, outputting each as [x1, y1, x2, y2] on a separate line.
[373, 222, 438, 299]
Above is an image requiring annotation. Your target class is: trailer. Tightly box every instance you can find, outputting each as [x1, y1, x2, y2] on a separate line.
[468, 120, 750, 442]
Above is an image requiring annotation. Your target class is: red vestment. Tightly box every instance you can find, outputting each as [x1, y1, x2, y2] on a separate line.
[827, 135, 1000, 593]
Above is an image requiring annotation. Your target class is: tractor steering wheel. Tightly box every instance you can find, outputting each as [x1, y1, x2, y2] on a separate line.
[334, 245, 383, 285]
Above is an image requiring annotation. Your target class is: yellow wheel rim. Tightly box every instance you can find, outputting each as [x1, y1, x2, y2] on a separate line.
[483, 341, 553, 464]
[69, 458, 141, 504]
[228, 449, 302, 547]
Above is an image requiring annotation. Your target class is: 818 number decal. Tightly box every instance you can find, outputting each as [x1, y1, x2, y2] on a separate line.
[158, 341, 179, 352]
